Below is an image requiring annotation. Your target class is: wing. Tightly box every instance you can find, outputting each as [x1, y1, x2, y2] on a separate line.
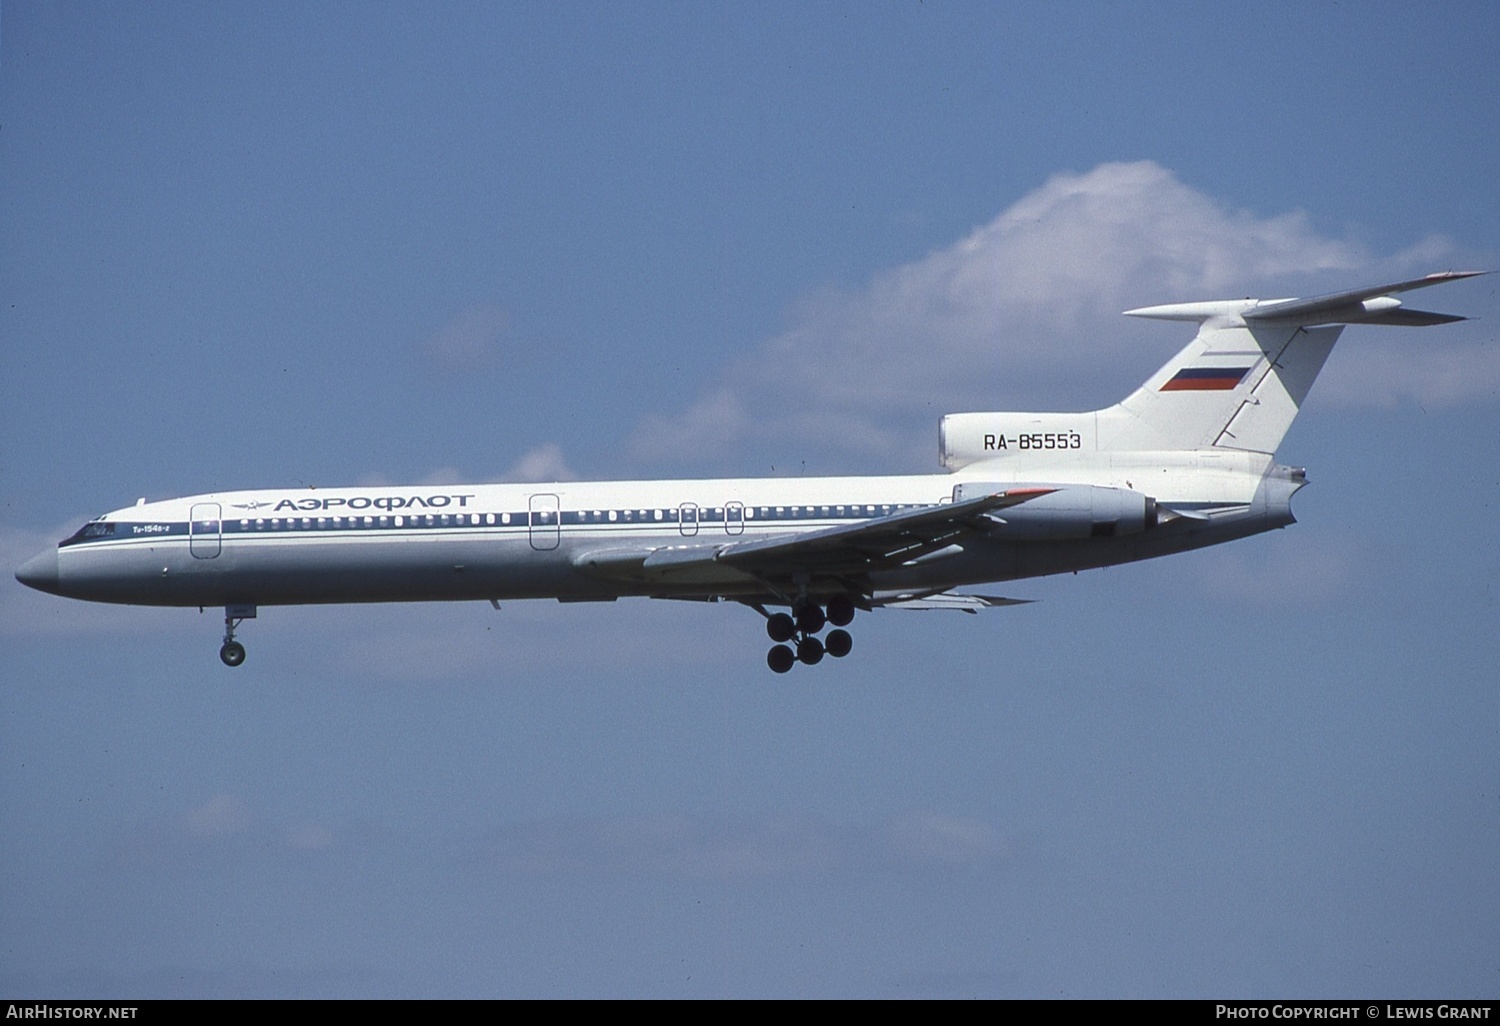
[715, 487, 1052, 576]
[572, 487, 1055, 595]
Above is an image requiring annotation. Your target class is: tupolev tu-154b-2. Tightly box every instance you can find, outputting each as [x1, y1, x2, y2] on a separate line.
[15, 271, 1483, 672]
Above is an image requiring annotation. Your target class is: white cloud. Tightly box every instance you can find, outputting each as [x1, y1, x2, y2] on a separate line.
[499, 442, 577, 483]
[628, 388, 754, 467]
[885, 810, 1008, 865]
[418, 303, 511, 374]
[287, 824, 336, 851]
[418, 466, 468, 485]
[186, 793, 254, 837]
[1317, 337, 1500, 409]
[392, 443, 577, 488]
[113, 794, 342, 872]
[625, 161, 1492, 471]
[470, 811, 1010, 880]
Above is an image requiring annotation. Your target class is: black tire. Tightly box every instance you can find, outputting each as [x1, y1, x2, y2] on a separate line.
[767, 645, 795, 674]
[220, 641, 246, 667]
[797, 636, 825, 665]
[766, 612, 796, 643]
[827, 595, 856, 627]
[825, 629, 852, 658]
[794, 603, 825, 635]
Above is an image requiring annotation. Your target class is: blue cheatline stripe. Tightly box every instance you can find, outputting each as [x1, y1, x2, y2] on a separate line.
[56, 502, 923, 548]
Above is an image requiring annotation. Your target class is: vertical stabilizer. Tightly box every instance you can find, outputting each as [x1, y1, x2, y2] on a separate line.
[1095, 272, 1481, 455]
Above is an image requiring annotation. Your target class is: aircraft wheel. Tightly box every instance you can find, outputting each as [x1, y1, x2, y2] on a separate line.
[827, 595, 856, 627]
[825, 629, 852, 658]
[766, 612, 796, 643]
[794, 603, 825, 635]
[767, 645, 795, 674]
[797, 636, 824, 666]
[220, 641, 246, 667]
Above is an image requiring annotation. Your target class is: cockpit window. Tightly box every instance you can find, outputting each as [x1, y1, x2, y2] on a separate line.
[68, 521, 116, 542]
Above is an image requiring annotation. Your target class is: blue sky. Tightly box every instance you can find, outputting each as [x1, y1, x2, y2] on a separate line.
[2, 1, 1497, 998]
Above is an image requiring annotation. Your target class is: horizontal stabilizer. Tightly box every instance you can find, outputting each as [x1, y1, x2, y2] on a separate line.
[1124, 270, 1484, 327]
[1241, 270, 1483, 324]
[1336, 308, 1464, 327]
[1106, 270, 1484, 455]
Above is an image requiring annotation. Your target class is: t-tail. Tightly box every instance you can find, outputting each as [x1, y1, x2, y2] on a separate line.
[940, 271, 1483, 468]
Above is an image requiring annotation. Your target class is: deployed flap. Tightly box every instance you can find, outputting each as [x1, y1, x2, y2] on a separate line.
[573, 543, 724, 579]
[872, 589, 1033, 612]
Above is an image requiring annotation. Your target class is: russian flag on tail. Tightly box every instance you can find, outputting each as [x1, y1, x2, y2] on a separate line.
[1160, 366, 1252, 391]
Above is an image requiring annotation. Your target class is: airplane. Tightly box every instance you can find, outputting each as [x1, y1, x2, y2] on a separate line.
[15, 271, 1483, 673]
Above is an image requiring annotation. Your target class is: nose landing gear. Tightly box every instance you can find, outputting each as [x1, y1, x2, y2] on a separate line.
[763, 598, 856, 673]
[219, 604, 256, 667]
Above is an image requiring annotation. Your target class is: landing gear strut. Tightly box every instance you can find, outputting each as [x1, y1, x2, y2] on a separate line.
[219, 604, 256, 667]
[763, 597, 856, 673]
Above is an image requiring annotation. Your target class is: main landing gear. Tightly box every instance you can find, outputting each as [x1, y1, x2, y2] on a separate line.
[219, 604, 256, 667]
[765, 595, 857, 673]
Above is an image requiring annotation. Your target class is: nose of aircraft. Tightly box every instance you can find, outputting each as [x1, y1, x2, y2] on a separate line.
[15, 548, 61, 595]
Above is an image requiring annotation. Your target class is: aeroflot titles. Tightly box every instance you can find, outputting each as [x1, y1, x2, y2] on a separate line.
[253, 493, 478, 513]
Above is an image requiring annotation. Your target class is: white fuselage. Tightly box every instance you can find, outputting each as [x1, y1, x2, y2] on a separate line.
[26, 270, 1475, 667]
[29, 450, 1296, 609]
